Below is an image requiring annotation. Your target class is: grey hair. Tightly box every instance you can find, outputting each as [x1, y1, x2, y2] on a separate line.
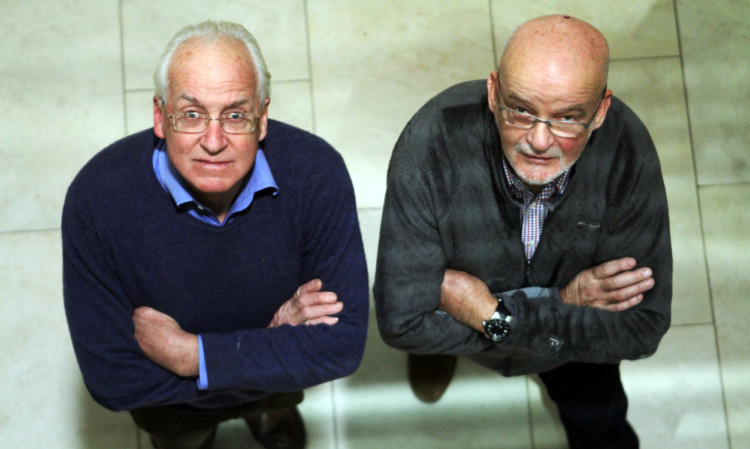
[153, 20, 271, 106]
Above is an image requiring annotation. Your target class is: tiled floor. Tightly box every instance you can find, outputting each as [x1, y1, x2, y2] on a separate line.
[1, 0, 748, 448]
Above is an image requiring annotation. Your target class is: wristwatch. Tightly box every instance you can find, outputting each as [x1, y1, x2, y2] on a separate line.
[482, 296, 513, 342]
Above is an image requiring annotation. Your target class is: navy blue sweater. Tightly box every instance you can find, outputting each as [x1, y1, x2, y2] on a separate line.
[62, 121, 369, 411]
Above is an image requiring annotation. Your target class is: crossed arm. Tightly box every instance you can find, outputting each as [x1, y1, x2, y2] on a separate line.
[137, 256, 653, 377]
[133, 278, 344, 377]
[439, 257, 655, 333]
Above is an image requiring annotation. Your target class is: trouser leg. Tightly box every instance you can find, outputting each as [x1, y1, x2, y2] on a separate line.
[537, 362, 639, 449]
[129, 406, 226, 449]
[242, 391, 306, 448]
[129, 392, 304, 449]
[238, 390, 304, 417]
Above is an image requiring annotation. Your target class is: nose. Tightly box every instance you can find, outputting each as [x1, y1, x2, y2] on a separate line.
[525, 120, 556, 152]
[201, 118, 227, 154]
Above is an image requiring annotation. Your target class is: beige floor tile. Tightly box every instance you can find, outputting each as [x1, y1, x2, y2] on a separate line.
[622, 325, 729, 448]
[267, 81, 315, 134]
[335, 333, 531, 448]
[526, 375, 567, 448]
[125, 90, 155, 135]
[308, 0, 495, 209]
[677, 1, 750, 186]
[527, 325, 729, 448]
[341, 205, 531, 446]
[299, 383, 337, 449]
[356, 208, 382, 290]
[490, 0, 679, 61]
[121, 0, 309, 92]
[0, 0, 124, 232]
[700, 184, 750, 449]
[608, 57, 711, 326]
[0, 231, 137, 448]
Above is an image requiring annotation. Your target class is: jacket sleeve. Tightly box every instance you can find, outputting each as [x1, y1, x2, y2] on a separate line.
[374, 114, 494, 355]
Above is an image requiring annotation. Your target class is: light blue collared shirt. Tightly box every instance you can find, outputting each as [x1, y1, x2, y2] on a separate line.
[153, 140, 278, 225]
[152, 140, 278, 389]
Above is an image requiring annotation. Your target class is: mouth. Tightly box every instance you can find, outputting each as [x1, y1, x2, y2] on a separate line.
[195, 159, 232, 168]
[520, 152, 557, 163]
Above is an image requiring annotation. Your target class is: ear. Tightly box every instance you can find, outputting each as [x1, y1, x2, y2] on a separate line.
[257, 97, 271, 142]
[590, 89, 613, 131]
[153, 96, 166, 139]
[486, 71, 499, 113]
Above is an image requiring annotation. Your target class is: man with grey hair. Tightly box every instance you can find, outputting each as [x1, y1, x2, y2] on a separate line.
[63, 21, 368, 449]
[375, 15, 671, 448]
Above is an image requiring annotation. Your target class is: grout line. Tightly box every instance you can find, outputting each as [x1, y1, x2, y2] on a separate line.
[301, 6, 337, 448]
[118, 0, 128, 135]
[126, 79, 313, 97]
[331, 381, 341, 449]
[524, 378, 537, 449]
[303, 0, 317, 135]
[488, 0, 499, 69]
[273, 78, 314, 84]
[0, 227, 60, 236]
[670, 321, 720, 329]
[696, 180, 750, 189]
[125, 88, 155, 94]
[610, 53, 681, 62]
[672, 1, 732, 447]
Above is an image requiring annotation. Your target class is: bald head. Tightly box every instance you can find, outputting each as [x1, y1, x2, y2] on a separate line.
[499, 15, 610, 95]
[487, 15, 613, 191]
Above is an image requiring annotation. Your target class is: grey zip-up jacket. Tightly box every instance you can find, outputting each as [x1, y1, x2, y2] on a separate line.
[373, 80, 672, 376]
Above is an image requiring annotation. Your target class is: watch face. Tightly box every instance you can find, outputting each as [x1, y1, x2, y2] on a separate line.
[485, 319, 511, 342]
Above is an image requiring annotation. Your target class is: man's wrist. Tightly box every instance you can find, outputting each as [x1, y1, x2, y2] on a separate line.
[473, 292, 500, 331]
[482, 294, 514, 342]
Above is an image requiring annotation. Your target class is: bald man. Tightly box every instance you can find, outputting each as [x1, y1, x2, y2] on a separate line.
[374, 15, 671, 448]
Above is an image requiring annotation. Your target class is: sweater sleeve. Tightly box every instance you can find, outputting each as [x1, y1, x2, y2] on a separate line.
[62, 132, 369, 411]
[198, 148, 369, 393]
[62, 192, 201, 411]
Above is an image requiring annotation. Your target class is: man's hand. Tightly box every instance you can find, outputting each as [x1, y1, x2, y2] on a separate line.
[439, 270, 498, 332]
[133, 307, 199, 377]
[560, 257, 654, 311]
[268, 279, 343, 328]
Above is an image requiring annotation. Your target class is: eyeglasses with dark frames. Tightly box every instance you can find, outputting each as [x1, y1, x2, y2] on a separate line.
[496, 88, 606, 138]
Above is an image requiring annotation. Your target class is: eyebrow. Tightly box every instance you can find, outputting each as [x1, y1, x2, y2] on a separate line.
[503, 92, 588, 116]
[176, 94, 252, 110]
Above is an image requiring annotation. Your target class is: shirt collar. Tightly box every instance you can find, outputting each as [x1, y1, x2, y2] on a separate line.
[153, 139, 278, 224]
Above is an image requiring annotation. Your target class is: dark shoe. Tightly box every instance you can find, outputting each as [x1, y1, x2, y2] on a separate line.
[245, 406, 306, 449]
[408, 353, 457, 403]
